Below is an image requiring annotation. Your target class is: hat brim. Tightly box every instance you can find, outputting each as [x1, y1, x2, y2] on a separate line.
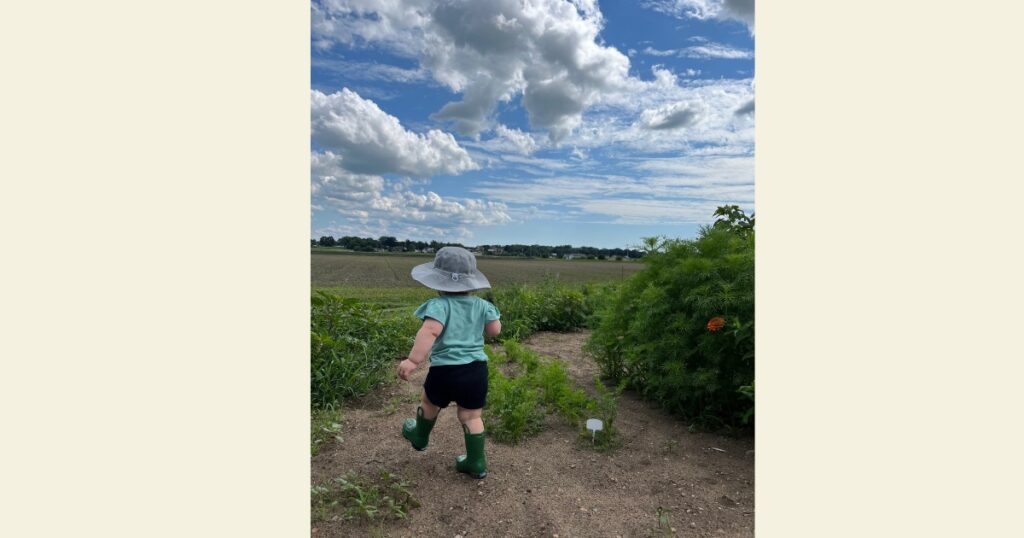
[411, 262, 491, 292]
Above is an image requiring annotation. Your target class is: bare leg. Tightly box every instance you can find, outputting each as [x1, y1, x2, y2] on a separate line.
[421, 392, 441, 420]
[456, 406, 484, 433]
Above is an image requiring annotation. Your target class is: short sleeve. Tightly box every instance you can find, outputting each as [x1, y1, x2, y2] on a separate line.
[483, 300, 501, 322]
[414, 299, 448, 326]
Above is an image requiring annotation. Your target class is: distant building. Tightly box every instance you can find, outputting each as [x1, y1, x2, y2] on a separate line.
[563, 253, 584, 260]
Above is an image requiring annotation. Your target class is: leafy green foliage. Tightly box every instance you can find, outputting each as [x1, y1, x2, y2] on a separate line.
[484, 342, 621, 450]
[484, 280, 589, 340]
[311, 470, 419, 522]
[712, 204, 755, 237]
[587, 214, 755, 430]
[311, 408, 343, 456]
[484, 347, 546, 444]
[311, 292, 418, 408]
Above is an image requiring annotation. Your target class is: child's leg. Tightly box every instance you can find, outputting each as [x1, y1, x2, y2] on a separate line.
[420, 391, 441, 420]
[456, 406, 484, 433]
[455, 406, 487, 478]
[402, 391, 441, 451]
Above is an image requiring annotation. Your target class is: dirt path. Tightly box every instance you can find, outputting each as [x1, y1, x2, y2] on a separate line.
[312, 331, 754, 537]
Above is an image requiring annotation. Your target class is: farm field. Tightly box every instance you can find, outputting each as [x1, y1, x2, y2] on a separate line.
[312, 251, 644, 289]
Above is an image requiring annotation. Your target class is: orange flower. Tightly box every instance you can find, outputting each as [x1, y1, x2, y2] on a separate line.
[706, 316, 726, 332]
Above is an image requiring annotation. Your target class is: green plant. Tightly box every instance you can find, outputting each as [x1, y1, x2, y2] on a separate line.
[311, 291, 418, 408]
[485, 353, 546, 444]
[582, 378, 625, 451]
[484, 342, 621, 451]
[652, 506, 676, 536]
[311, 408, 343, 456]
[311, 470, 420, 523]
[737, 381, 754, 425]
[587, 206, 754, 430]
[486, 279, 589, 341]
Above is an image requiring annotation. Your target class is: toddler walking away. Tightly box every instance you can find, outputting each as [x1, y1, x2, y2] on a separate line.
[397, 246, 501, 479]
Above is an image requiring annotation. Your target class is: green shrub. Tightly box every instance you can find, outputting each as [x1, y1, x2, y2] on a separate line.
[484, 280, 589, 340]
[311, 292, 418, 408]
[586, 222, 754, 430]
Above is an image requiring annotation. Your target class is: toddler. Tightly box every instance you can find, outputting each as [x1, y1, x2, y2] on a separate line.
[397, 246, 501, 479]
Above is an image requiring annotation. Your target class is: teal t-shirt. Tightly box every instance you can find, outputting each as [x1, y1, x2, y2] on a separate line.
[413, 295, 501, 366]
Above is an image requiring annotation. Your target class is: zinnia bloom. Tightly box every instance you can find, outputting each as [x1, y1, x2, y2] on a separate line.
[707, 316, 726, 332]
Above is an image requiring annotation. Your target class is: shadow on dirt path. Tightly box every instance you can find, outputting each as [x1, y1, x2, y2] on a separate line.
[312, 331, 754, 538]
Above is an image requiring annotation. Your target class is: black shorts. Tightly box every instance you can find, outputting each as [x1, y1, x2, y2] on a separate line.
[423, 360, 488, 410]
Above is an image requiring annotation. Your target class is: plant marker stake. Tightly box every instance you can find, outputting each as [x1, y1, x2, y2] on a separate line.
[586, 418, 603, 445]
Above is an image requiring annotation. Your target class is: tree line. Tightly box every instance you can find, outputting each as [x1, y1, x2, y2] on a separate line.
[312, 235, 644, 260]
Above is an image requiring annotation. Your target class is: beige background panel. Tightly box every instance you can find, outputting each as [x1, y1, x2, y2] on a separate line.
[0, 2, 310, 536]
[758, 1, 1024, 536]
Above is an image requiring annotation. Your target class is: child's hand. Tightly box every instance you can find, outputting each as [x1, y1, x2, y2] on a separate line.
[397, 358, 418, 381]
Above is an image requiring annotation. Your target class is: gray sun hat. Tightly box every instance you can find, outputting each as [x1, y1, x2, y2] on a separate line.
[411, 246, 492, 292]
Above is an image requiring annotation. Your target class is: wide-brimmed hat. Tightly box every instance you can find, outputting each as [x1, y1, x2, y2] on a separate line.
[411, 246, 491, 292]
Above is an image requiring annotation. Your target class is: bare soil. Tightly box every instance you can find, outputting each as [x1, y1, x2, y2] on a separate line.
[312, 331, 754, 537]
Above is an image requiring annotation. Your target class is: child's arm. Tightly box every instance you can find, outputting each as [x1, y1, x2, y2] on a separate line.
[484, 319, 502, 337]
[397, 319, 443, 380]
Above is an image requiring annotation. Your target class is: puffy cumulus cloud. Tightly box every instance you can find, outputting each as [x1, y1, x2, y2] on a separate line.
[640, 0, 754, 32]
[493, 125, 539, 155]
[639, 102, 703, 130]
[310, 151, 385, 201]
[312, 0, 632, 142]
[311, 88, 478, 176]
[311, 149, 511, 240]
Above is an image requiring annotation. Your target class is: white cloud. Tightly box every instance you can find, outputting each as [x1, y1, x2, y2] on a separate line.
[639, 102, 703, 130]
[642, 43, 752, 60]
[493, 125, 539, 155]
[470, 151, 754, 223]
[734, 98, 754, 116]
[310, 151, 385, 201]
[312, 58, 429, 83]
[311, 88, 478, 176]
[562, 75, 754, 153]
[576, 198, 742, 224]
[312, 0, 633, 142]
[682, 43, 752, 60]
[641, 0, 754, 32]
[311, 150, 512, 239]
[642, 46, 678, 57]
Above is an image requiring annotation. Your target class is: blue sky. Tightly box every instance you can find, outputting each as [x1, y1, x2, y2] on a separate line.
[311, 0, 754, 249]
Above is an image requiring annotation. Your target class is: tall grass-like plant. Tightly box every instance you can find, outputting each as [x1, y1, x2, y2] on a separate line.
[587, 218, 754, 430]
[311, 292, 417, 408]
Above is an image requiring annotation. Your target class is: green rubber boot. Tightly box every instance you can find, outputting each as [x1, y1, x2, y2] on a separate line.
[455, 424, 487, 479]
[401, 406, 436, 451]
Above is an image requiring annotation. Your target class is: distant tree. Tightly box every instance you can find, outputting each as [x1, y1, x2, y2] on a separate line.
[378, 236, 398, 250]
[318, 236, 336, 247]
[311, 239, 317, 247]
